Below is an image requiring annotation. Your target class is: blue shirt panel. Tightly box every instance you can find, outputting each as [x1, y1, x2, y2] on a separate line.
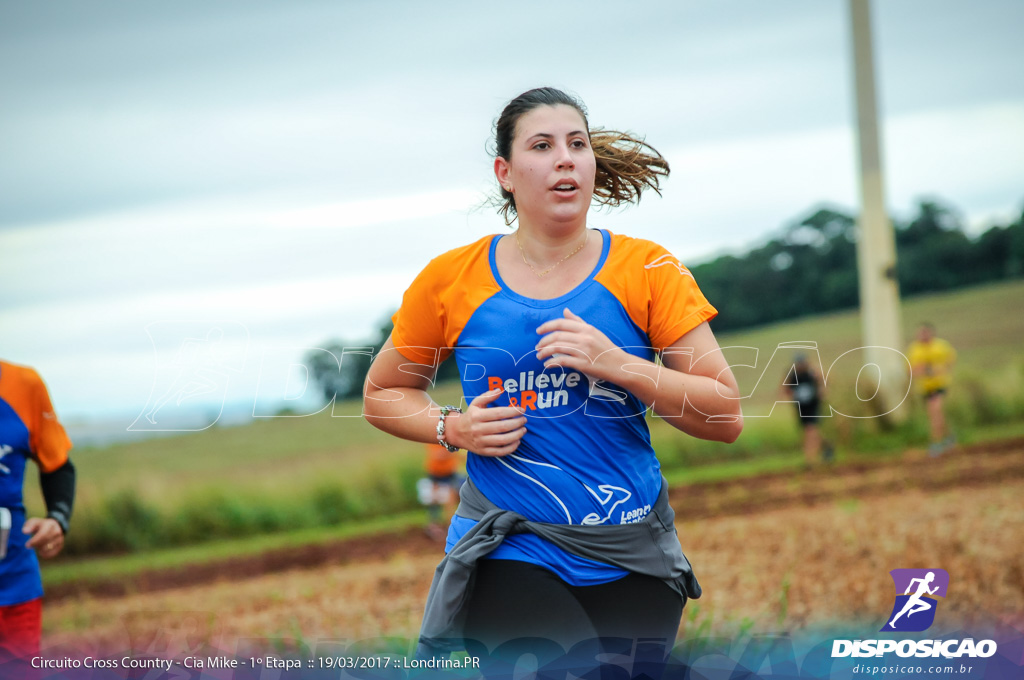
[0, 398, 44, 606]
[445, 229, 664, 585]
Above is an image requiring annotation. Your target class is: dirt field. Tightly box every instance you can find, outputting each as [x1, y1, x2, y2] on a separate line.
[41, 440, 1024, 657]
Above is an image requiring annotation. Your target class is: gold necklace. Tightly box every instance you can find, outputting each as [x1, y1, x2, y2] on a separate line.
[515, 230, 589, 278]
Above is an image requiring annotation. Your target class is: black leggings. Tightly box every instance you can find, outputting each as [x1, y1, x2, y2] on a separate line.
[463, 558, 684, 670]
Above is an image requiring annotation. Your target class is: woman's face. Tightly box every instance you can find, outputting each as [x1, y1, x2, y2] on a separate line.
[496, 104, 596, 227]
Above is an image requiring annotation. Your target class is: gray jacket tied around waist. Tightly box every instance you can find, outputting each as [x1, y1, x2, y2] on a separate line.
[417, 475, 701, 655]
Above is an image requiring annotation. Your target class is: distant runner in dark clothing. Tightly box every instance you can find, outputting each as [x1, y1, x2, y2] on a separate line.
[782, 353, 832, 466]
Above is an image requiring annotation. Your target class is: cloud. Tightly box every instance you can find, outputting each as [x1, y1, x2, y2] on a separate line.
[3, 0, 1022, 418]
[605, 101, 1024, 260]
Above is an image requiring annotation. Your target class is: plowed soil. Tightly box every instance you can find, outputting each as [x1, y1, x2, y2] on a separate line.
[41, 438, 1024, 655]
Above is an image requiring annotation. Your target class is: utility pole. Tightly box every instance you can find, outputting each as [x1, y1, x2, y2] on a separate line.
[848, 0, 906, 419]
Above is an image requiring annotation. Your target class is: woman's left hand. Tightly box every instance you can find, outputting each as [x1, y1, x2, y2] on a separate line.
[535, 308, 626, 382]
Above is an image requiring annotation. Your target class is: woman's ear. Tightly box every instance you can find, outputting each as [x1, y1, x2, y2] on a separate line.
[494, 156, 512, 193]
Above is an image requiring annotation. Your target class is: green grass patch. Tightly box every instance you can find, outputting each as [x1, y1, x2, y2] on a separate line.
[664, 453, 804, 486]
[43, 510, 425, 588]
[28, 281, 1024, 564]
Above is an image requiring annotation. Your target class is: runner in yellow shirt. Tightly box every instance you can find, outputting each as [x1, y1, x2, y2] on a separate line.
[907, 323, 956, 455]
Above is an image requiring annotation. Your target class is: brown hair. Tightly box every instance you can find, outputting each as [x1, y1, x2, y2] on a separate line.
[492, 87, 670, 225]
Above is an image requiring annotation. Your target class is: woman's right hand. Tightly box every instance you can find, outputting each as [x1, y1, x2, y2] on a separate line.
[446, 388, 527, 457]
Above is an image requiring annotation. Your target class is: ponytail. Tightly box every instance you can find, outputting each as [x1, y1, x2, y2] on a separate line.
[590, 129, 670, 208]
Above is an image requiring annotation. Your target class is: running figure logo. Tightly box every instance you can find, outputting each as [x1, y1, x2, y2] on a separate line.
[129, 322, 248, 432]
[643, 253, 694, 278]
[881, 568, 949, 632]
[0, 444, 11, 474]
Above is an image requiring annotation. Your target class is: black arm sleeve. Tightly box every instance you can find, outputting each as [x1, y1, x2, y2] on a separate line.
[39, 459, 76, 535]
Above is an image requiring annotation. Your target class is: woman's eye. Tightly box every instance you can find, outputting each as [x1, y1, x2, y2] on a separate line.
[571, 139, 586, 148]
[533, 142, 550, 150]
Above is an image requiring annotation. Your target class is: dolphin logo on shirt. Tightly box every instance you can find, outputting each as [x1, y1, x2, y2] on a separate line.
[581, 484, 633, 525]
[644, 253, 693, 277]
[502, 455, 634, 526]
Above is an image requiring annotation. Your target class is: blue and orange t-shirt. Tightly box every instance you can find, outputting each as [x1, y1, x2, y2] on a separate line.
[0, 361, 72, 606]
[390, 229, 716, 585]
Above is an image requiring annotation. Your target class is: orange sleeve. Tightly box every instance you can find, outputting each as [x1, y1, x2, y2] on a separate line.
[30, 368, 72, 473]
[390, 256, 452, 366]
[2, 363, 73, 473]
[596, 234, 718, 353]
[644, 242, 718, 351]
[390, 235, 502, 366]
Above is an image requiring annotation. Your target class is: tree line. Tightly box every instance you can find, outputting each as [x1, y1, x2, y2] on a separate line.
[308, 197, 1024, 401]
[693, 198, 1024, 332]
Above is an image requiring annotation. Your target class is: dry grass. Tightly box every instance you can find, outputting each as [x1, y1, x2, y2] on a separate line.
[43, 476, 1024, 657]
[681, 481, 1024, 637]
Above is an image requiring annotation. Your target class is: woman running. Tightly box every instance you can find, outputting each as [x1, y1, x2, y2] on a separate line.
[363, 87, 742, 663]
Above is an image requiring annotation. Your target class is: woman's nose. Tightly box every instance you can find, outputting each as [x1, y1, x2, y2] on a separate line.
[555, 144, 575, 170]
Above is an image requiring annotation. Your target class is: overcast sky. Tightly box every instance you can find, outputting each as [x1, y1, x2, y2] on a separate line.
[1, 0, 1022, 424]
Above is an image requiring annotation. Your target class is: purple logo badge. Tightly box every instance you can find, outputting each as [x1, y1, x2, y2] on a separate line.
[881, 568, 949, 632]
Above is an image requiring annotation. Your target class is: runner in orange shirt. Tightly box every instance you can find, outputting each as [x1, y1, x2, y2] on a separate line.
[421, 444, 464, 541]
[0, 361, 75, 673]
[364, 87, 742, 660]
